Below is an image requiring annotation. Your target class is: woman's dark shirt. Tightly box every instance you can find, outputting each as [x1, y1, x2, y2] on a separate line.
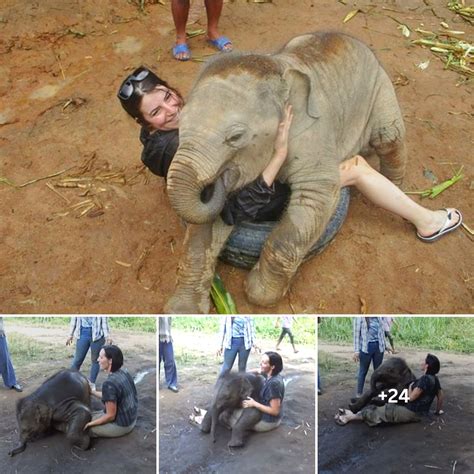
[139, 128, 290, 225]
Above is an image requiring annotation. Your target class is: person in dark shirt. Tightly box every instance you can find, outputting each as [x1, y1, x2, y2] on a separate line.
[118, 66, 462, 240]
[335, 353, 444, 427]
[242, 351, 285, 432]
[85, 345, 138, 438]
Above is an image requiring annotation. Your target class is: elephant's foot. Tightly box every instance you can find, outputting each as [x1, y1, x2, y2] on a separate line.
[246, 266, 288, 307]
[228, 436, 245, 448]
[164, 290, 210, 314]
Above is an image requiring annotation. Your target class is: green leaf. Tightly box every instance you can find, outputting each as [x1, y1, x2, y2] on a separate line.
[211, 274, 238, 314]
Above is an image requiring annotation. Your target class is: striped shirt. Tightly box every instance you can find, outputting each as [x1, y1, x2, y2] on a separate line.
[69, 317, 110, 342]
[102, 368, 138, 427]
[219, 316, 256, 351]
[353, 317, 385, 353]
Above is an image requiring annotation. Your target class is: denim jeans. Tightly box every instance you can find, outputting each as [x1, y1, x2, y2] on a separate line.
[71, 327, 104, 383]
[0, 335, 18, 388]
[357, 341, 384, 395]
[220, 337, 250, 376]
[159, 341, 178, 388]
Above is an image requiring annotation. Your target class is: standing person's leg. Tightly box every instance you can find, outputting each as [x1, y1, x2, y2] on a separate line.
[371, 342, 384, 370]
[237, 338, 251, 372]
[357, 351, 372, 396]
[386, 331, 396, 352]
[71, 327, 91, 372]
[162, 341, 178, 390]
[89, 336, 105, 384]
[276, 329, 286, 349]
[205, 0, 232, 51]
[287, 329, 298, 353]
[171, 0, 191, 60]
[0, 336, 18, 388]
[220, 338, 239, 376]
[339, 156, 462, 240]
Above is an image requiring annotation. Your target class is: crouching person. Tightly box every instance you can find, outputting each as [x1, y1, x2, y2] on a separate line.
[84, 345, 138, 437]
[335, 353, 443, 426]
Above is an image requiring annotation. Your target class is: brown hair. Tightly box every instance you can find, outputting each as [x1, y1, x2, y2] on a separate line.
[117, 66, 183, 128]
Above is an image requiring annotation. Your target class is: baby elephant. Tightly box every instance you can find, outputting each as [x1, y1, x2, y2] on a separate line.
[349, 357, 416, 413]
[200, 372, 264, 448]
[9, 369, 92, 456]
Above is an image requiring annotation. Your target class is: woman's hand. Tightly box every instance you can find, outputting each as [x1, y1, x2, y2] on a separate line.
[352, 352, 360, 362]
[242, 397, 257, 409]
[106, 338, 113, 345]
[262, 104, 294, 187]
[216, 347, 223, 357]
[66, 336, 73, 346]
[273, 104, 294, 157]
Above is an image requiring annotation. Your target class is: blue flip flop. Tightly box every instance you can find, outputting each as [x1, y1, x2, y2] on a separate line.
[172, 43, 191, 61]
[208, 36, 233, 52]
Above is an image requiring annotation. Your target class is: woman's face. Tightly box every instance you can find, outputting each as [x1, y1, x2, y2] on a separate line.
[98, 349, 111, 371]
[260, 354, 274, 375]
[139, 86, 182, 131]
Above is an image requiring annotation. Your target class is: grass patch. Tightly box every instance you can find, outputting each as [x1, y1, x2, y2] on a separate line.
[7, 333, 67, 366]
[318, 317, 474, 353]
[172, 316, 316, 345]
[8, 316, 156, 332]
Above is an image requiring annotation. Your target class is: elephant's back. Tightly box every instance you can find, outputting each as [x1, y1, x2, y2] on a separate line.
[279, 31, 378, 66]
[35, 369, 90, 403]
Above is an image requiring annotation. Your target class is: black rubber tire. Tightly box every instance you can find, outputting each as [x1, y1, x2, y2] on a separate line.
[219, 186, 350, 269]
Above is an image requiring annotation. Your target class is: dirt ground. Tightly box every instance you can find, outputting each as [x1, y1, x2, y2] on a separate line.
[0, 321, 156, 474]
[318, 342, 474, 473]
[0, 0, 472, 314]
[159, 329, 315, 473]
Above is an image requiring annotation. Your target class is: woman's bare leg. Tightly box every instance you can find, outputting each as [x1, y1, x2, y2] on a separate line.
[339, 156, 461, 237]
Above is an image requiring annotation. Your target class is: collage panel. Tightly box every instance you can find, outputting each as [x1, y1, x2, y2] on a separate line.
[158, 316, 316, 473]
[0, 316, 156, 474]
[318, 316, 474, 473]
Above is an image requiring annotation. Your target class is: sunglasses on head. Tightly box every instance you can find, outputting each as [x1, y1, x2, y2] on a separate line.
[117, 69, 150, 100]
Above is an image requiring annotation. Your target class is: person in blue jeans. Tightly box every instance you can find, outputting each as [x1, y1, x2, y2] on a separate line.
[353, 317, 385, 397]
[66, 317, 112, 391]
[159, 317, 178, 393]
[218, 317, 258, 376]
[0, 317, 22, 392]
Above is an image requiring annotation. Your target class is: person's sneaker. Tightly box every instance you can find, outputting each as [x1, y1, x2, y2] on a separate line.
[168, 385, 179, 393]
[11, 384, 23, 392]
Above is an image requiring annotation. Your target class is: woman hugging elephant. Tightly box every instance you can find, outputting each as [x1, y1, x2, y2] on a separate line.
[118, 32, 462, 313]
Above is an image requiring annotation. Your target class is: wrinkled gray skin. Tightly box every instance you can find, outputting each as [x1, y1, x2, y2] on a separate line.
[165, 31, 406, 313]
[9, 369, 92, 456]
[200, 372, 264, 448]
[349, 357, 416, 413]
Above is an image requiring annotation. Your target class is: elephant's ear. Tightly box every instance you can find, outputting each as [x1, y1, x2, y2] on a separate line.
[283, 68, 321, 119]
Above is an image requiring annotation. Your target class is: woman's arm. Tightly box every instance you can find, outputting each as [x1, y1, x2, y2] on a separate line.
[261, 105, 293, 186]
[242, 397, 281, 417]
[408, 382, 423, 401]
[83, 401, 117, 430]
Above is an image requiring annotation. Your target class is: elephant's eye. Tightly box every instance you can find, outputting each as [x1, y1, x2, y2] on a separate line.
[225, 128, 248, 148]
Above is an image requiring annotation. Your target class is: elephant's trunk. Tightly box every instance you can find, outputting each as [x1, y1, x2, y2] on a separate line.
[210, 406, 220, 443]
[8, 441, 26, 456]
[167, 141, 231, 224]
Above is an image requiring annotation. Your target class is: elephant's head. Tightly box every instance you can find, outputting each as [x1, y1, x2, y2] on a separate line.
[9, 398, 53, 456]
[167, 54, 294, 224]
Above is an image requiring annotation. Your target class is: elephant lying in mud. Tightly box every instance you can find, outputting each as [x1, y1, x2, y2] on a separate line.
[9, 369, 92, 456]
[165, 31, 407, 313]
[349, 358, 416, 413]
[200, 372, 264, 448]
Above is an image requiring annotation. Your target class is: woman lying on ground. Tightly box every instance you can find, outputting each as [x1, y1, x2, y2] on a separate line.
[118, 66, 462, 241]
